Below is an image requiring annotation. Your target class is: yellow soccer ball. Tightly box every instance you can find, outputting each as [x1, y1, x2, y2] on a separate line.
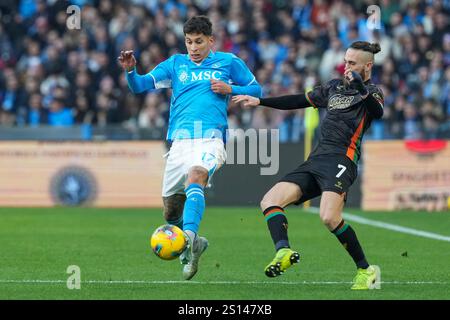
[150, 224, 188, 260]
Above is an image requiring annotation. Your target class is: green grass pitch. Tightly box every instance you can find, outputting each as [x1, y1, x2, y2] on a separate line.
[0, 207, 449, 300]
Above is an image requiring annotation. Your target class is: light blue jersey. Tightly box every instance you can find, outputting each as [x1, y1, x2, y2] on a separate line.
[126, 51, 262, 141]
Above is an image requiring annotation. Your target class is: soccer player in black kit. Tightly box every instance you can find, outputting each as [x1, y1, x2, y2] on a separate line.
[233, 41, 384, 290]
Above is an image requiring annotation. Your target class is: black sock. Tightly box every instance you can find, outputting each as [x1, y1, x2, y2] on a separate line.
[332, 220, 369, 269]
[263, 206, 290, 251]
[166, 216, 183, 230]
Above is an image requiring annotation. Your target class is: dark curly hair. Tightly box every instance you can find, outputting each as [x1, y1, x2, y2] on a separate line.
[183, 15, 212, 36]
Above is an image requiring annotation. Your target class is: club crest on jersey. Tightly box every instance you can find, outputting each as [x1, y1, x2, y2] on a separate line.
[177, 65, 190, 84]
[372, 92, 384, 106]
[328, 94, 355, 110]
[178, 70, 189, 83]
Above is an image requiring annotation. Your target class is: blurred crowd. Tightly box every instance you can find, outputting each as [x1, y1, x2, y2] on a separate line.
[0, 0, 449, 141]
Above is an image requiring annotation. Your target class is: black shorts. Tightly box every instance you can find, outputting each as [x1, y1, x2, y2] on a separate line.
[279, 154, 357, 205]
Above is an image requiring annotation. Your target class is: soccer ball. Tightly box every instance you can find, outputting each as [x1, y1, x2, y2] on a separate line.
[150, 224, 188, 260]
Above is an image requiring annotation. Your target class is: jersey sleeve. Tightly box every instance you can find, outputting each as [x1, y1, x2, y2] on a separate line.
[229, 54, 257, 87]
[126, 56, 174, 94]
[364, 85, 384, 119]
[228, 54, 261, 97]
[368, 86, 384, 108]
[259, 94, 310, 110]
[148, 56, 174, 89]
[305, 80, 335, 108]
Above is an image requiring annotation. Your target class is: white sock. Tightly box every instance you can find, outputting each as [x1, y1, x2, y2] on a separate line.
[185, 230, 196, 245]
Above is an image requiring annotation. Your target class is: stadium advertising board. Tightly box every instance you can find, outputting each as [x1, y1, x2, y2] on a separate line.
[363, 140, 450, 211]
[0, 141, 165, 207]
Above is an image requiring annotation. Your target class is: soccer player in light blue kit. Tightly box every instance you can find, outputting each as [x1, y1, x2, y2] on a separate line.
[118, 16, 262, 280]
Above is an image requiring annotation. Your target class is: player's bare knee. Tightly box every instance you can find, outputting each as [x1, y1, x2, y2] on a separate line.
[186, 166, 208, 186]
[163, 194, 186, 221]
[319, 213, 341, 230]
[260, 196, 270, 212]
[260, 194, 281, 211]
[260, 182, 302, 211]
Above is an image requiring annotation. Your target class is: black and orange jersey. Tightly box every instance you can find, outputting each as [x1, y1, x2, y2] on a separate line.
[305, 78, 384, 164]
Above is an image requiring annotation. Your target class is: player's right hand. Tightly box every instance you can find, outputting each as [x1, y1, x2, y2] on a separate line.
[231, 95, 260, 108]
[118, 50, 137, 72]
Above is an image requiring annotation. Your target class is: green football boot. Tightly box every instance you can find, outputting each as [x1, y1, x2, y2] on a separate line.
[351, 265, 381, 290]
[264, 248, 300, 277]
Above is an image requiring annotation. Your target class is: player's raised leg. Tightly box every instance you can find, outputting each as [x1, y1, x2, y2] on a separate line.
[319, 191, 380, 289]
[161, 145, 191, 264]
[162, 194, 193, 265]
[182, 165, 209, 280]
[260, 182, 301, 277]
[162, 194, 186, 230]
[183, 166, 207, 242]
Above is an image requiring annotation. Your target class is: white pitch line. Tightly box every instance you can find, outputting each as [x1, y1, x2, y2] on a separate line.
[0, 279, 448, 285]
[306, 207, 450, 242]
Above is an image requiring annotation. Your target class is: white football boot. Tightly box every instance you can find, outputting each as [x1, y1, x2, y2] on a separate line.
[182, 236, 209, 280]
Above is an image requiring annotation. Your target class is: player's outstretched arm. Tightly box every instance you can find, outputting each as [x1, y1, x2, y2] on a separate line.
[227, 55, 263, 98]
[118, 50, 155, 94]
[229, 81, 262, 97]
[232, 95, 260, 108]
[233, 94, 311, 110]
[118, 50, 137, 72]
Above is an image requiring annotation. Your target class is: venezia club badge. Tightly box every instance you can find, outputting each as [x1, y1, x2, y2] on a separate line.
[50, 166, 97, 206]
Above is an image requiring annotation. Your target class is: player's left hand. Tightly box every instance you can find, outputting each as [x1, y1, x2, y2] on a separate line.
[210, 79, 232, 95]
[345, 70, 368, 98]
[231, 95, 260, 108]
